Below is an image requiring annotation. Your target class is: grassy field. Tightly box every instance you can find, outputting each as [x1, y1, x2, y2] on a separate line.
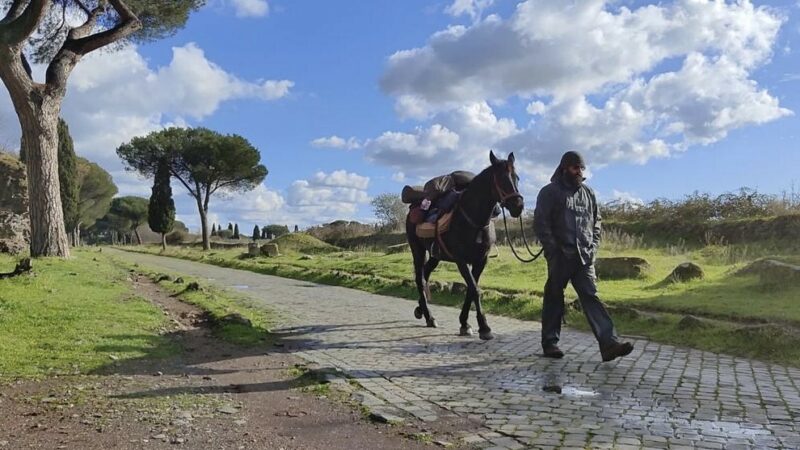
[0, 250, 178, 379]
[0, 249, 272, 380]
[124, 233, 800, 366]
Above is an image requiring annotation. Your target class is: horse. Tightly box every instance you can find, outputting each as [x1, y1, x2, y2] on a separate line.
[405, 151, 524, 340]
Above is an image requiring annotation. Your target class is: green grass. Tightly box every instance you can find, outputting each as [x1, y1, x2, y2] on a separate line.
[114, 264, 274, 347]
[124, 239, 800, 366]
[0, 250, 178, 379]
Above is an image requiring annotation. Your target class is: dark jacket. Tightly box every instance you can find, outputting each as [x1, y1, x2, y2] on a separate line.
[533, 171, 601, 265]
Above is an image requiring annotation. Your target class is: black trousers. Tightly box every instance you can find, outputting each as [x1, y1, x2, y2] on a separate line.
[541, 253, 618, 349]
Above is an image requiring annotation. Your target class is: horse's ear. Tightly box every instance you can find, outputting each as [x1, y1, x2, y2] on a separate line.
[489, 150, 498, 165]
[508, 152, 515, 164]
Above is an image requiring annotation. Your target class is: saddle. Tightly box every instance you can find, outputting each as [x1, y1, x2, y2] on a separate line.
[415, 211, 454, 239]
[403, 171, 474, 239]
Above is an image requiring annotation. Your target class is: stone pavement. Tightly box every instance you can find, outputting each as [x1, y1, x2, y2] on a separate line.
[113, 250, 800, 449]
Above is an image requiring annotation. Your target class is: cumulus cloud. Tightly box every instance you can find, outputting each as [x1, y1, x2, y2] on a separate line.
[282, 170, 372, 223]
[230, 0, 269, 18]
[311, 135, 362, 150]
[356, 0, 791, 191]
[0, 42, 292, 169]
[177, 170, 373, 231]
[382, 0, 784, 105]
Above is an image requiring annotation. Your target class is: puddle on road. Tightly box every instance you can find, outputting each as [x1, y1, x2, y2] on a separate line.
[560, 386, 599, 398]
[542, 384, 599, 398]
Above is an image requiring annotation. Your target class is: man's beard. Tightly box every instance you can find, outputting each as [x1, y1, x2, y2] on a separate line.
[565, 171, 584, 187]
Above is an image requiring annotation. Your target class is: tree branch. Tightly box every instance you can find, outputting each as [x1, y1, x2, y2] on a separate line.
[65, 0, 141, 56]
[170, 170, 199, 200]
[67, 4, 105, 41]
[73, 0, 92, 15]
[0, 0, 28, 25]
[0, 0, 48, 46]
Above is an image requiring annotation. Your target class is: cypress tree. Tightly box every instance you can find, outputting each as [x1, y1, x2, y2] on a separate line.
[233, 223, 240, 239]
[148, 160, 176, 250]
[228, 223, 233, 232]
[252, 225, 260, 241]
[211, 223, 217, 236]
[58, 118, 80, 245]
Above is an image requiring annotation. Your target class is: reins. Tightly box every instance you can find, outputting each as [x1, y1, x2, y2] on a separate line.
[500, 206, 543, 263]
[493, 171, 543, 264]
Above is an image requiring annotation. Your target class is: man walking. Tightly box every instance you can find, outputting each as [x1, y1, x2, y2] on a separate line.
[533, 151, 634, 362]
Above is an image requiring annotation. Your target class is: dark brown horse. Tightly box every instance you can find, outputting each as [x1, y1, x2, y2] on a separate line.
[405, 151, 524, 340]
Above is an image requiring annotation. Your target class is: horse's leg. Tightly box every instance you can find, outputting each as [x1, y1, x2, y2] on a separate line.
[457, 268, 474, 336]
[409, 238, 437, 327]
[422, 258, 439, 328]
[471, 257, 493, 340]
[455, 262, 482, 338]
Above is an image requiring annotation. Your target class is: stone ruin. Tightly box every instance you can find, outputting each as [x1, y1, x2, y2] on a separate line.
[0, 153, 29, 255]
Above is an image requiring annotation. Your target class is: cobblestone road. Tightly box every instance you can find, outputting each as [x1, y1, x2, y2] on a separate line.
[113, 250, 800, 449]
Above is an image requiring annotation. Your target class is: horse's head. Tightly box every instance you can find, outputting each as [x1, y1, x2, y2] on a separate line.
[489, 150, 524, 218]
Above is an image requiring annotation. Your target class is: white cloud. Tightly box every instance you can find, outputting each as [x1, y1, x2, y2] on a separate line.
[0, 42, 292, 170]
[56, 42, 291, 167]
[526, 100, 546, 115]
[177, 170, 373, 231]
[382, 0, 784, 106]
[358, 0, 792, 189]
[281, 170, 372, 224]
[311, 135, 362, 150]
[391, 172, 406, 183]
[611, 190, 644, 206]
[445, 0, 494, 20]
[310, 170, 370, 190]
[364, 124, 460, 175]
[230, 0, 269, 18]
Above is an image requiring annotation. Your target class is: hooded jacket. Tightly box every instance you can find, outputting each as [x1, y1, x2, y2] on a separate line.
[533, 169, 601, 265]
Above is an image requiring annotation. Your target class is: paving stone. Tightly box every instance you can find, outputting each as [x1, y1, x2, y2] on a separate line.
[118, 250, 800, 450]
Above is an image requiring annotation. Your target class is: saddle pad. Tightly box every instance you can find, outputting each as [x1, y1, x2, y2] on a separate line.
[415, 211, 453, 239]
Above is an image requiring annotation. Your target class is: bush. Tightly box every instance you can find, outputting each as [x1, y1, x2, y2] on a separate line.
[602, 188, 795, 223]
[217, 229, 233, 239]
[306, 220, 376, 242]
[165, 229, 189, 245]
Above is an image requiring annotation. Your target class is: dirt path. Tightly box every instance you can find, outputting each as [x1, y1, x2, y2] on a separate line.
[0, 274, 474, 449]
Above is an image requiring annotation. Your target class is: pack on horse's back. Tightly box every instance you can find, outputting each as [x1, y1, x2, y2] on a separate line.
[401, 151, 524, 340]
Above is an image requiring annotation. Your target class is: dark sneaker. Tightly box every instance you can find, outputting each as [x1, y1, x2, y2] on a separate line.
[600, 342, 634, 362]
[542, 345, 564, 359]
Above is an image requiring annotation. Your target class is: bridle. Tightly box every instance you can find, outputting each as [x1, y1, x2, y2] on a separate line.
[492, 167, 523, 209]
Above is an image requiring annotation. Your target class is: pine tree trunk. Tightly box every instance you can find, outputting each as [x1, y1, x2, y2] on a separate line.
[133, 228, 142, 245]
[19, 102, 71, 257]
[197, 200, 210, 251]
[161, 233, 166, 251]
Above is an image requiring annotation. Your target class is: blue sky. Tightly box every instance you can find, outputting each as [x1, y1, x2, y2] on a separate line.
[2, 0, 799, 231]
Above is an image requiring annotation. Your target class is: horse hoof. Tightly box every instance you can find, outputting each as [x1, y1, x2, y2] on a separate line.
[459, 326, 473, 336]
[479, 330, 494, 341]
[414, 307, 423, 320]
[427, 319, 438, 328]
